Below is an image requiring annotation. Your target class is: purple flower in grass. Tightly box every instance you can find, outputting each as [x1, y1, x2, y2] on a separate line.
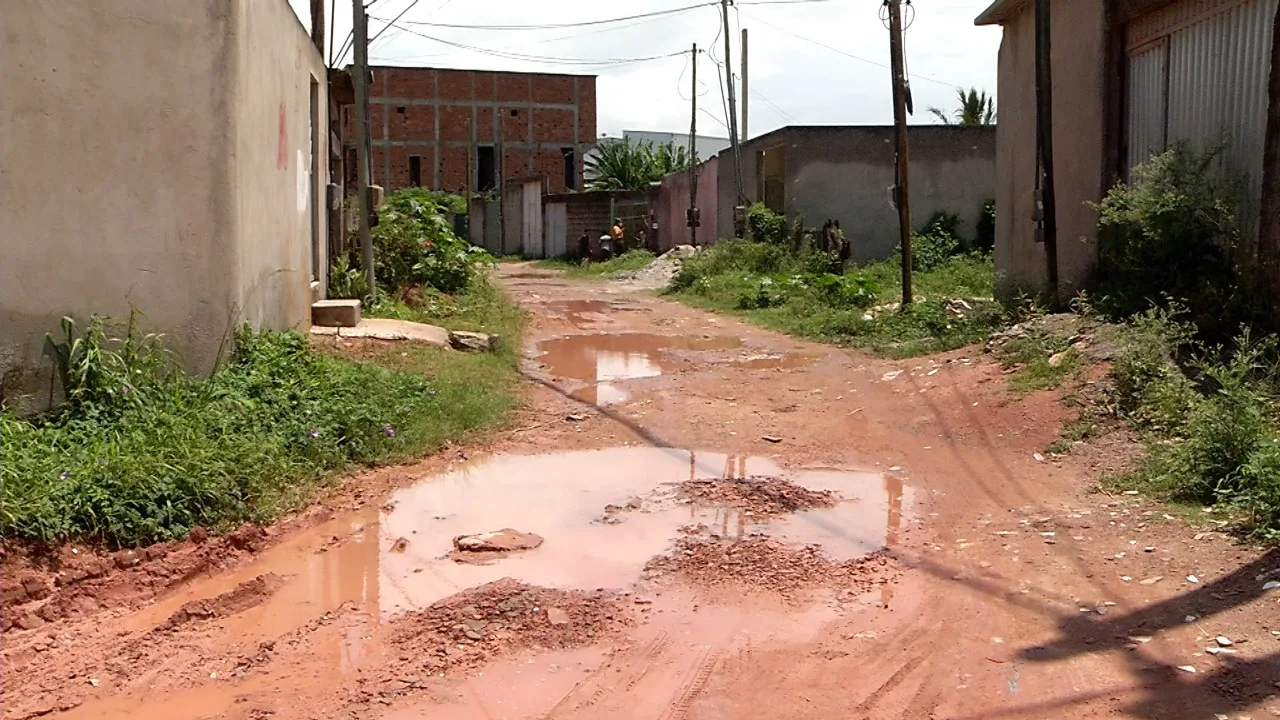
[382, 425, 396, 438]
[59, 470, 70, 481]
[308, 428, 321, 439]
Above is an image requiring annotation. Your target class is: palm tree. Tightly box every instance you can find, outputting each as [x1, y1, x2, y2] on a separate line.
[585, 138, 693, 191]
[928, 87, 997, 126]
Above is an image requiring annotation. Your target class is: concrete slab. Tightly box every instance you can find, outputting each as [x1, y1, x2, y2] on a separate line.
[309, 318, 451, 348]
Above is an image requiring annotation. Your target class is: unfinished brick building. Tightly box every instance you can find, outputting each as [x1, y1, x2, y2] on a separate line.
[344, 66, 597, 195]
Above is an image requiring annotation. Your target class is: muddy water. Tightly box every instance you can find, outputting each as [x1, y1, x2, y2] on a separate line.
[68, 449, 910, 719]
[537, 333, 812, 406]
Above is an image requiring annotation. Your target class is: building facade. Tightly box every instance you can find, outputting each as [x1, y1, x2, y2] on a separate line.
[349, 66, 597, 195]
[1, 0, 330, 410]
[713, 126, 997, 263]
[976, 0, 1277, 298]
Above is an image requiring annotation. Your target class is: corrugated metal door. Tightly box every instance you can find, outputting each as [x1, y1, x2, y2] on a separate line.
[1124, 0, 1277, 241]
[544, 202, 567, 258]
[521, 180, 543, 258]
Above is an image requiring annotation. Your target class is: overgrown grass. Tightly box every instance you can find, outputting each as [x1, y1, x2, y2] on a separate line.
[665, 239, 1004, 358]
[535, 250, 657, 278]
[991, 330, 1084, 393]
[1101, 309, 1280, 540]
[366, 273, 525, 348]
[1, 295, 525, 548]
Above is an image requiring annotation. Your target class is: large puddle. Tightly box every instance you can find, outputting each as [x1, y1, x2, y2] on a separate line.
[536, 333, 812, 406]
[123, 449, 908, 636]
[59, 449, 910, 719]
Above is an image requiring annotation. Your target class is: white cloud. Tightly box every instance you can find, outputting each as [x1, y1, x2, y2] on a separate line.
[294, 0, 1001, 138]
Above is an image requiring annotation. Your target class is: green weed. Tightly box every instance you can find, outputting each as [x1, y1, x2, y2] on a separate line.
[536, 250, 656, 278]
[668, 240, 1001, 358]
[2, 292, 524, 548]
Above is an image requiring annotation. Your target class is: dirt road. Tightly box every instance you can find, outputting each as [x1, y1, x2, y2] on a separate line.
[4, 264, 1278, 720]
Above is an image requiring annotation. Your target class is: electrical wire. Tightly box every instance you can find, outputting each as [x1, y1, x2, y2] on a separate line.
[371, 0, 425, 43]
[388, 22, 691, 66]
[742, 8, 954, 87]
[328, 0, 337, 67]
[389, 2, 715, 31]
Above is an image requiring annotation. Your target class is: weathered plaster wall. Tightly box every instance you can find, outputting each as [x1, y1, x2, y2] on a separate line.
[0, 0, 236, 407]
[230, 0, 329, 333]
[0, 0, 328, 410]
[716, 126, 996, 264]
[987, 0, 1108, 298]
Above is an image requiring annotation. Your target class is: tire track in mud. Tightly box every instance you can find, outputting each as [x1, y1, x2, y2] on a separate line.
[543, 631, 672, 717]
[658, 647, 721, 720]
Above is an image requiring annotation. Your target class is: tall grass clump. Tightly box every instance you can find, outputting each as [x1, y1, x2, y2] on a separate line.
[2, 313, 520, 548]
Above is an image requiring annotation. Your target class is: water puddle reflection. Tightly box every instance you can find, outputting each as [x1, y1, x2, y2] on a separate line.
[536, 334, 812, 406]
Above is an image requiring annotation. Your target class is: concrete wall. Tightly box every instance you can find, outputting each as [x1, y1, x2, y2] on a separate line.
[653, 157, 720, 251]
[982, 0, 1108, 298]
[716, 126, 997, 264]
[230, 0, 329, 332]
[354, 67, 597, 194]
[0, 0, 327, 409]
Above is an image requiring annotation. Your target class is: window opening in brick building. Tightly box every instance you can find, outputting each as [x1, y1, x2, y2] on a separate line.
[396, 106, 406, 114]
[477, 146, 496, 191]
[510, 109, 519, 117]
[409, 155, 422, 187]
[562, 148, 576, 191]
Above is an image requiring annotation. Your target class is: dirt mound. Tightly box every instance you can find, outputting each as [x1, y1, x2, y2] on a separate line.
[614, 245, 701, 287]
[1, 524, 272, 633]
[158, 573, 285, 631]
[386, 578, 632, 676]
[677, 476, 837, 516]
[645, 536, 896, 600]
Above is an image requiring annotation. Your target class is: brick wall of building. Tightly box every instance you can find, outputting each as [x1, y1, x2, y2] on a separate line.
[344, 67, 596, 194]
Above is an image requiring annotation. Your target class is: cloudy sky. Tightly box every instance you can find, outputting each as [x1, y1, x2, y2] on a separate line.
[292, 0, 1001, 139]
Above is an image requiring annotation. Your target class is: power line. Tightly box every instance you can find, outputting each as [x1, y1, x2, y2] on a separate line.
[388, 2, 715, 31]
[740, 9, 955, 87]
[371, 0, 425, 43]
[388, 22, 690, 66]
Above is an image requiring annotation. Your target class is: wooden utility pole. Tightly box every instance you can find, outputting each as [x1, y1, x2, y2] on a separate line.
[689, 44, 699, 246]
[721, 0, 745, 206]
[1034, 0, 1059, 297]
[741, 28, 749, 142]
[1258, 4, 1280, 308]
[353, 0, 375, 294]
[310, 0, 325, 55]
[886, 0, 913, 305]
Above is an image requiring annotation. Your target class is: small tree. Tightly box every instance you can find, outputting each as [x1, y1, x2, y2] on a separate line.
[929, 87, 996, 126]
[585, 138, 692, 191]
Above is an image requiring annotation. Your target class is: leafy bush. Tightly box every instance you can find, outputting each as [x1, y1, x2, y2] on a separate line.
[1094, 142, 1243, 331]
[585, 137, 691, 190]
[373, 189, 491, 295]
[671, 240, 789, 290]
[2, 317, 517, 547]
[328, 253, 369, 300]
[736, 276, 792, 309]
[746, 203, 788, 245]
[975, 200, 996, 252]
[808, 272, 878, 309]
[1110, 312, 1280, 538]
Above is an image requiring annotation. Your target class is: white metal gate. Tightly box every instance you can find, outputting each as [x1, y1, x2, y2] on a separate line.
[1124, 0, 1277, 241]
[544, 202, 567, 258]
[521, 180, 543, 258]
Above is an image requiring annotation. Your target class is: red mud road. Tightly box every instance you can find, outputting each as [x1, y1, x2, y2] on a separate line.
[3, 263, 1277, 719]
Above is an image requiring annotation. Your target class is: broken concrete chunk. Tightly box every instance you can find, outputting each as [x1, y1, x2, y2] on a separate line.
[546, 607, 571, 626]
[449, 330, 498, 352]
[452, 529, 544, 553]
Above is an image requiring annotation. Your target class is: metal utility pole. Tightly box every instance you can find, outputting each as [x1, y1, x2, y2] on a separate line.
[689, 44, 700, 246]
[352, 0, 375, 294]
[740, 28, 749, 142]
[886, 0, 913, 305]
[721, 0, 745, 206]
[1034, 0, 1059, 297]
